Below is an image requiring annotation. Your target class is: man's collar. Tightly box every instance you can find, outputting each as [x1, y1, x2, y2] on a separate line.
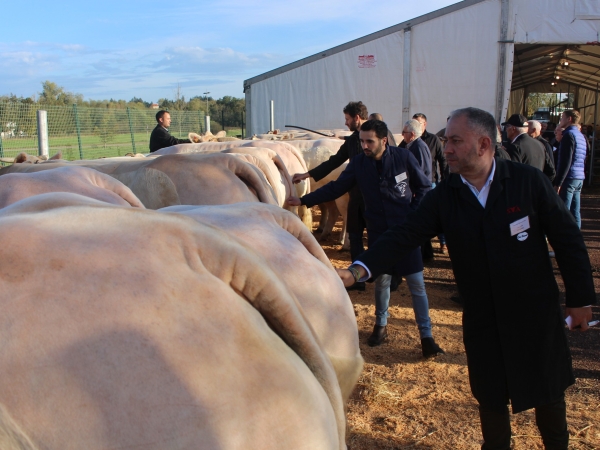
[460, 158, 496, 190]
[511, 132, 527, 144]
[406, 137, 419, 149]
[449, 156, 510, 188]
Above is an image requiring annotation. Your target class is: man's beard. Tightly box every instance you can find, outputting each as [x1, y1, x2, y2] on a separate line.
[364, 142, 383, 159]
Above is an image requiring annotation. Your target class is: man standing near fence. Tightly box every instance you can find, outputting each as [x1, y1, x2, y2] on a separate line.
[149, 111, 193, 152]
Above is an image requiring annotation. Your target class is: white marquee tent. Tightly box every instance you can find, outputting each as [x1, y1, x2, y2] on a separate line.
[244, 0, 600, 141]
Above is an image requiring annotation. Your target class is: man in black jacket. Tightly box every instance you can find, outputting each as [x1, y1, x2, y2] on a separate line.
[149, 110, 192, 153]
[412, 113, 448, 184]
[288, 120, 444, 355]
[292, 101, 369, 289]
[503, 114, 555, 180]
[337, 107, 596, 450]
[528, 119, 556, 181]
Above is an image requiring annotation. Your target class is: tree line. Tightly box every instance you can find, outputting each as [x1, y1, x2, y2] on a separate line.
[1, 81, 246, 129]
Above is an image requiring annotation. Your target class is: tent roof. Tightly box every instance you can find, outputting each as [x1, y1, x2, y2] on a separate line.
[512, 44, 600, 92]
[243, 0, 485, 90]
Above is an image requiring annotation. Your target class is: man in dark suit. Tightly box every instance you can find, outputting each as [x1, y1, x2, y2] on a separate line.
[149, 110, 192, 153]
[288, 120, 444, 355]
[292, 101, 369, 290]
[503, 114, 555, 180]
[337, 107, 596, 450]
[528, 119, 556, 182]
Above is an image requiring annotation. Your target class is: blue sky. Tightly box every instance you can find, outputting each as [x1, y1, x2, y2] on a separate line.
[2, 0, 460, 102]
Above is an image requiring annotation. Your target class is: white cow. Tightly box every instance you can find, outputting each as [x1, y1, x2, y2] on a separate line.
[0, 166, 144, 209]
[160, 202, 363, 400]
[0, 193, 349, 450]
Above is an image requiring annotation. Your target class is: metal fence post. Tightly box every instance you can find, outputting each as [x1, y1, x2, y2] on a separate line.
[37, 110, 49, 157]
[73, 104, 84, 160]
[126, 108, 136, 154]
[0, 134, 4, 159]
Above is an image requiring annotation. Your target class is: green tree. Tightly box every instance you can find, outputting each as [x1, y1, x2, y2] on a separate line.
[39, 81, 82, 106]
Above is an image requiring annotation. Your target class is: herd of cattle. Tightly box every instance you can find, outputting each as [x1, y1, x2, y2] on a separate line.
[0, 131, 378, 449]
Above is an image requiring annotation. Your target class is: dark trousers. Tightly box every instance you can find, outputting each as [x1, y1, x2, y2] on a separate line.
[479, 396, 568, 450]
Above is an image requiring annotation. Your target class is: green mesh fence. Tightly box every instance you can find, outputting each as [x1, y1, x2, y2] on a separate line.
[0, 103, 206, 161]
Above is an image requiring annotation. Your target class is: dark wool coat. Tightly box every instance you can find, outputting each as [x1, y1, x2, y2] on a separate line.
[505, 133, 555, 180]
[303, 145, 431, 275]
[301, 146, 431, 276]
[308, 131, 365, 233]
[149, 125, 191, 152]
[358, 158, 596, 412]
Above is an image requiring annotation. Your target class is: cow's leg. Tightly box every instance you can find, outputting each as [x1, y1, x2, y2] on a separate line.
[335, 194, 349, 248]
[317, 201, 338, 241]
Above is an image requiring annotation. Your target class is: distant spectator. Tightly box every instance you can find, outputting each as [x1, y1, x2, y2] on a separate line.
[369, 113, 397, 146]
[494, 127, 511, 160]
[553, 110, 587, 228]
[402, 119, 435, 260]
[149, 110, 192, 153]
[502, 114, 554, 181]
[528, 120, 556, 181]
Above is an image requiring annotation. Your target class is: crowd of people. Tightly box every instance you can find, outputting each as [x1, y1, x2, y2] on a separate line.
[287, 101, 596, 450]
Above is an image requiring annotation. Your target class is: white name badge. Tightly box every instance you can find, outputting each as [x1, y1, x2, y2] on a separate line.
[395, 172, 407, 183]
[510, 216, 530, 236]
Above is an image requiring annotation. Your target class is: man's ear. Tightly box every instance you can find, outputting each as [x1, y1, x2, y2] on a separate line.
[478, 136, 492, 155]
[382, 136, 388, 146]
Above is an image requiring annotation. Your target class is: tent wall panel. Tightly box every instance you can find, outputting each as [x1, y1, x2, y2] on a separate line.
[409, 0, 502, 133]
[513, 0, 600, 43]
[247, 32, 404, 135]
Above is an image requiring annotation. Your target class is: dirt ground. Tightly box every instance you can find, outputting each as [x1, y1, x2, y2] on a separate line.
[315, 186, 600, 450]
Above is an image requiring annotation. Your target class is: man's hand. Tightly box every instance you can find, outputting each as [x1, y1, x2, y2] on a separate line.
[336, 265, 368, 287]
[565, 306, 593, 331]
[286, 196, 302, 207]
[336, 268, 356, 287]
[292, 172, 310, 184]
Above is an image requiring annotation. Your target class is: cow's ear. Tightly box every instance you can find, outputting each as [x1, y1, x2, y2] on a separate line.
[49, 152, 62, 160]
[14, 153, 28, 164]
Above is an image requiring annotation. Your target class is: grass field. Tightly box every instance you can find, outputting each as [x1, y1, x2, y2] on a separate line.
[0, 129, 243, 161]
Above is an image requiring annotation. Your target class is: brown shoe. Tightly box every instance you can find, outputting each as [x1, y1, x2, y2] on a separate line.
[367, 325, 388, 347]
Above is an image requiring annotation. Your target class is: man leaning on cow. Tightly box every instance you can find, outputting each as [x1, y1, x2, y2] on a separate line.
[336, 107, 596, 450]
[292, 101, 370, 291]
[288, 119, 445, 356]
[149, 110, 197, 153]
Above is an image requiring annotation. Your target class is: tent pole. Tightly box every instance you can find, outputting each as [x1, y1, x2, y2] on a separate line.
[588, 83, 598, 186]
[402, 27, 412, 125]
[495, 0, 510, 123]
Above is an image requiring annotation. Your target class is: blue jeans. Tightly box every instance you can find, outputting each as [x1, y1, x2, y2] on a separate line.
[374, 271, 432, 338]
[559, 178, 583, 229]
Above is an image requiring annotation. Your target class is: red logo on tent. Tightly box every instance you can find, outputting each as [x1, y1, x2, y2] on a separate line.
[358, 55, 377, 68]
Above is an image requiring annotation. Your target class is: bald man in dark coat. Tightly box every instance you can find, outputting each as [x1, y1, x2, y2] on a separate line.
[338, 107, 596, 450]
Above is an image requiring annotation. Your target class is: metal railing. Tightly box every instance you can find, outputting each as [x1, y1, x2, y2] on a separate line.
[0, 102, 207, 161]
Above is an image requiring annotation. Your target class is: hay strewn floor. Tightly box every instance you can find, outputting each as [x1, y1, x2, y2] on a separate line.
[315, 186, 600, 450]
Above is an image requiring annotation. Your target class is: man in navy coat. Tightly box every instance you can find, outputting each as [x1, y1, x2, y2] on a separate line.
[288, 120, 444, 356]
[338, 108, 596, 450]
